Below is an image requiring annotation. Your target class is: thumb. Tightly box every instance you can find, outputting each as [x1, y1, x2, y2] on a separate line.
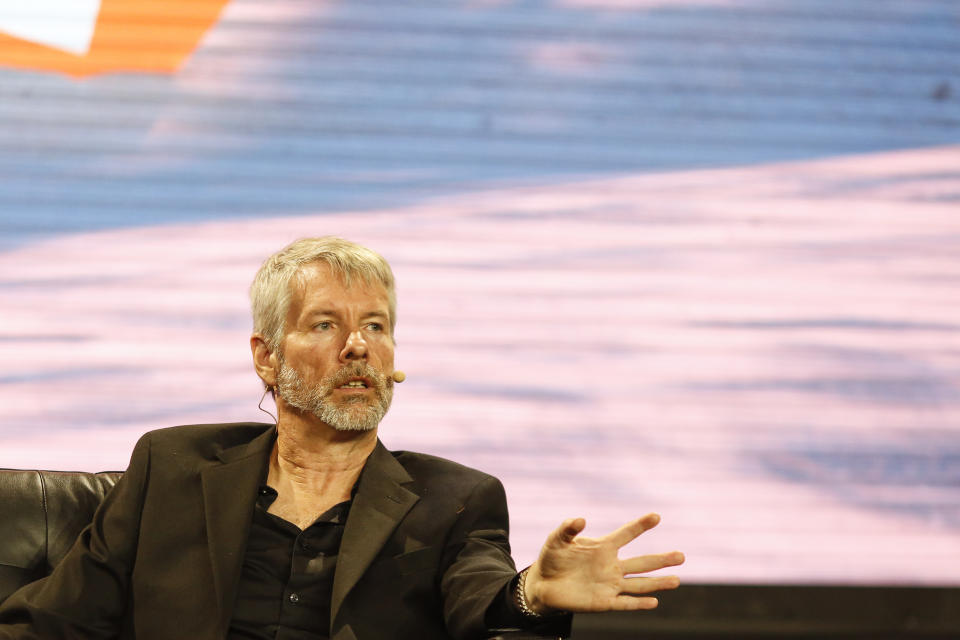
[554, 517, 586, 545]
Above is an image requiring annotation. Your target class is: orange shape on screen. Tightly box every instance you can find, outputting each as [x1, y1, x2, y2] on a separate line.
[0, 0, 231, 77]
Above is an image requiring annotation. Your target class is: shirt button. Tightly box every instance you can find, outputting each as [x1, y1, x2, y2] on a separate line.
[288, 592, 300, 604]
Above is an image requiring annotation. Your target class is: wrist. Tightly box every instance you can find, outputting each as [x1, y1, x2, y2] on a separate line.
[515, 567, 551, 617]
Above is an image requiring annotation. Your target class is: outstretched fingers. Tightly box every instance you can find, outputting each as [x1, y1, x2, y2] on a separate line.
[621, 550, 686, 574]
[605, 513, 661, 548]
[608, 595, 661, 611]
[620, 574, 681, 596]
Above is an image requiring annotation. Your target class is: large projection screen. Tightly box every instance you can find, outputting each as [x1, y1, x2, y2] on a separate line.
[1, 0, 958, 587]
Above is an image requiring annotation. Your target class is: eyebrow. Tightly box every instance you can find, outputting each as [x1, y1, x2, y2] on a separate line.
[304, 309, 389, 320]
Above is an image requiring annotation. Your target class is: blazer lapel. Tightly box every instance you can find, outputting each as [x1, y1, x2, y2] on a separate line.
[200, 425, 276, 634]
[331, 440, 419, 623]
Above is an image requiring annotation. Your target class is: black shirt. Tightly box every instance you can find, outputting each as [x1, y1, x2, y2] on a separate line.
[224, 469, 553, 639]
[227, 486, 350, 640]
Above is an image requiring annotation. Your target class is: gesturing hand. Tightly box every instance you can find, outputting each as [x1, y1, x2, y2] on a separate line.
[522, 513, 684, 615]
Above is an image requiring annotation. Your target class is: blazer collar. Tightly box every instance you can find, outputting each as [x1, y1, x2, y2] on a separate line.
[199, 427, 420, 635]
[331, 439, 420, 625]
[201, 424, 276, 635]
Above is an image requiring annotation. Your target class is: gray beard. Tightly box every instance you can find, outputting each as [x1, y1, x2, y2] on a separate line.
[275, 361, 393, 432]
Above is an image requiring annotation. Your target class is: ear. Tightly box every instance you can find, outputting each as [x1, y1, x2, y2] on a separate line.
[250, 334, 279, 390]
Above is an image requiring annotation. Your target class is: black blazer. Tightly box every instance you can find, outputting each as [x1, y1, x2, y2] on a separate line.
[0, 423, 522, 640]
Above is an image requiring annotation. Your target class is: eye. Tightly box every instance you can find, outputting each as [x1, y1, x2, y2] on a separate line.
[367, 322, 383, 332]
[314, 321, 332, 331]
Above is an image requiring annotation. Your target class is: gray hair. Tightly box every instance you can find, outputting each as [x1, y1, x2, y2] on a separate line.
[250, 237, 396, 352]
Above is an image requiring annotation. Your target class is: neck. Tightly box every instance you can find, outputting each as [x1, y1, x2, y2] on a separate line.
[267, 411, 376, 528]
[273, 408, 377, 478]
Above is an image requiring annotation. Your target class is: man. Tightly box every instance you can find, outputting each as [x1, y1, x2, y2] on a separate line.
[0, 237, 684, 639]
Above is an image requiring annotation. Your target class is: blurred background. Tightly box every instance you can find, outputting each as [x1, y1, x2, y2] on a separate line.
[1, 0, 958, 626]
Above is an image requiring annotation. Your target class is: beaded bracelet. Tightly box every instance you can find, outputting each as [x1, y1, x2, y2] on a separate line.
[515, 567, 543, 618]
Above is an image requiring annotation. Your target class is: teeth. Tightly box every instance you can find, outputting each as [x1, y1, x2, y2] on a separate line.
[341, 381, 367, 388]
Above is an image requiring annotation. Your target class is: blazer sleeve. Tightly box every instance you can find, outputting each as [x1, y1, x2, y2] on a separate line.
[439, 474, 518, 640]
[438, 475, 573, 640]
[0, 432, 153, 639]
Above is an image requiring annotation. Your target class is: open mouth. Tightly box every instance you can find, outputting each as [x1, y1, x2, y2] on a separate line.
[338, 378, 371, 389]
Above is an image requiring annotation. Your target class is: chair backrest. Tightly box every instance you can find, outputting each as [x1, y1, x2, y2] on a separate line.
[0, 469, 122, 603]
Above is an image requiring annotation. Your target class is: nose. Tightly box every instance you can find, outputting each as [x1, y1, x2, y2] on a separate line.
[339, 330, 368, 362]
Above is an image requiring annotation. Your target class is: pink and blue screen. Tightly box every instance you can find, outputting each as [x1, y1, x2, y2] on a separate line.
[0, 0, 958, 587]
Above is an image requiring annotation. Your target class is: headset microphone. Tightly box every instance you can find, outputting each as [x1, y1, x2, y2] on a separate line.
[391, 371, 406, 383]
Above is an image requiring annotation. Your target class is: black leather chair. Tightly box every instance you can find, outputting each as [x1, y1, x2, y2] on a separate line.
[0, 469, 562, 639]
[0, 469, 122, 602]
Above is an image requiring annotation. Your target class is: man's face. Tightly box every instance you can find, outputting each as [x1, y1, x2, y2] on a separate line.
[274, 262, 394, 432]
